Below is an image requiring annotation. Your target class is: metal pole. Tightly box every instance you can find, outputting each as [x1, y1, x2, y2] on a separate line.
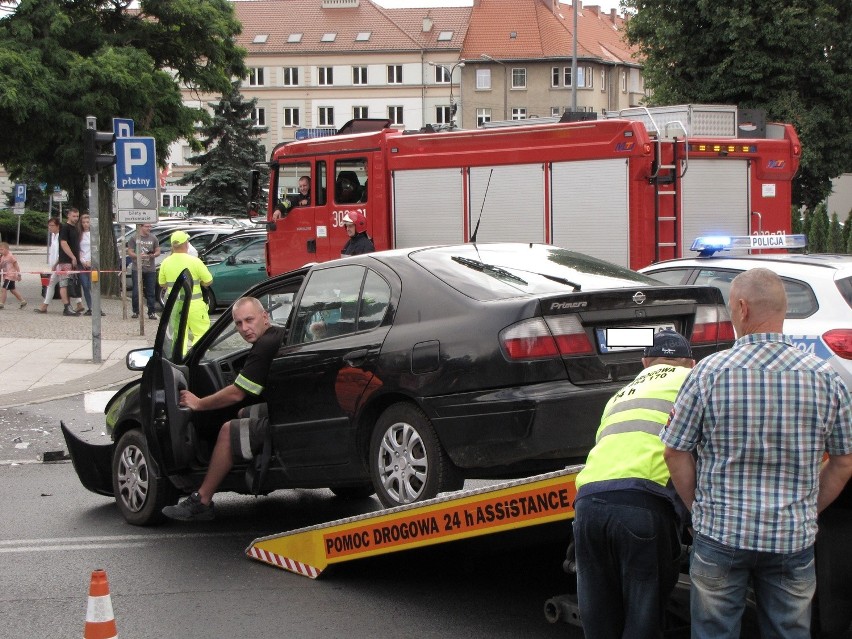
[85, 116, 102, 364]
[571, 0, 578, 112]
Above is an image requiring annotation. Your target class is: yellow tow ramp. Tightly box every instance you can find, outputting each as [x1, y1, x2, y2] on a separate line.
[246, 465, 581, 578]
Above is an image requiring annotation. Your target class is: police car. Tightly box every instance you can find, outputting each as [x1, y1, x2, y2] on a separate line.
[640, 234, 852, 386]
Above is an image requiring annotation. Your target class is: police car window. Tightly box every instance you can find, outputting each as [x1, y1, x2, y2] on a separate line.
[644, 268, 693, 286]
[837, 276, 852, 311]
[292, 265, 365, 343]
[695, 269, 817, 319]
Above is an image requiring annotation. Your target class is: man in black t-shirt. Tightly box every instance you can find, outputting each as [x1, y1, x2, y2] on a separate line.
[162, 296, 284, 521]
[57, 207, 81, 316]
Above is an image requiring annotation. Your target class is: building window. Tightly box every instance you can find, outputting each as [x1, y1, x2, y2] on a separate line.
[248, 68, 264, 86]
[511, 68, 526, 89]
[564, 67, 572, 87]
[476, 108, 492, 126]
[388, 106, 403, 125]
[511, 107, 527, 120]
[355, 31, 371, 41]
[476, 68, 491, 90]
[283, 67, 299, 86]
[601, 69, 607, 92]
[253, 34, 268, 44]
[438, 31, 453, 41]
[321, 32, 336, 42]
[318, 107, 335, 127]
[387, 65, 403, 84]
[577, 66, 593, 88]
[353, 66, 368, 85]
[621, 70, 627, 93]
[288, 33, 303, 43]
[318, 67, 334, 86]
[353, 106, 369, 119]
[434, 65, 451, 83]
[283, 107, 300, 127]
[252, 107, 266, 127]
[436, 106, 452, 125]
[551, 107, 561, 117]
[552, 67, 561, 87]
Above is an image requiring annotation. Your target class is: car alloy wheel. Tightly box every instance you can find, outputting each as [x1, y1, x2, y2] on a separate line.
[112, 429, 177, 526]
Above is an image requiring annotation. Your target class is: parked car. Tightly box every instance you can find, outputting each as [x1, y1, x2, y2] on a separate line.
[204, 237, 268, 312]
[640, 235, 852, 387]
[200, 227, 267, 265]
[62, 243, 732, 525]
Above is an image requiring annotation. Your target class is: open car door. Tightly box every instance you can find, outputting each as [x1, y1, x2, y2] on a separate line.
[139, 268, 196, 475]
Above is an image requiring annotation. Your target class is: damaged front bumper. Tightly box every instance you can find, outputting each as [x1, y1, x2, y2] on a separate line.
[60, 421, 114, 496]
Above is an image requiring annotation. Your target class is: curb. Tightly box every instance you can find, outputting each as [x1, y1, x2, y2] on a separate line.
[0, 361, 140, 408]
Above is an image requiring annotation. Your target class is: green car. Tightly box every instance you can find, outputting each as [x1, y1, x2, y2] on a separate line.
[204, 238, 268, 312]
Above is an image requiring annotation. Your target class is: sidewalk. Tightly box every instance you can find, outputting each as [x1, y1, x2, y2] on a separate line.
[0, 244, 156, 407]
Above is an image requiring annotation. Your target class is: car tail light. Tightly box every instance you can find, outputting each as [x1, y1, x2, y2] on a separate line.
[691, 304, 735, 344]
[500, 316, 593, 360]
[822, 329, 852, 360]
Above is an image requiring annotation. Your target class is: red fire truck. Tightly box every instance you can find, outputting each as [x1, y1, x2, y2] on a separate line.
[249, 105, 800, 275]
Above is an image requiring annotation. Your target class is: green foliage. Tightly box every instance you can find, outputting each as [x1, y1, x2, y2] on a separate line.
[0, 0, 247, 209]
[623, 0, 852, 209]
[843, 211, 852, 253]
[0, 209, 50, 244]
[827, 212, 844, 252]
[790, 206, 803, 234]
[807, 203, 829, 252]
[177, 81, 266, 217]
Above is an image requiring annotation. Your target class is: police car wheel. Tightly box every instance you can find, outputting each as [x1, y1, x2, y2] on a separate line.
[111, 429, 178, 526]
[369, 403, 457, 508]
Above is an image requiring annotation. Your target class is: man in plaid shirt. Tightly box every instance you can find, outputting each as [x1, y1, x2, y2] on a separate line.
[662, 267, 852, 639]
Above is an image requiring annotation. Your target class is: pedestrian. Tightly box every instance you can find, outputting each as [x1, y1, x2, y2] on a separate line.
[162, 296, 284, 521]
[56, 207, 82, 316]
[0, 242, 27, 309]
[76, 212, 104, 316]
[127, 223, 160, 319]
[340, 211, 374, 256]
[662, 268, 852, 639]
[36, 217, 62, 313]
[573, 329, 693, 639]
[158, 230, 213, 349]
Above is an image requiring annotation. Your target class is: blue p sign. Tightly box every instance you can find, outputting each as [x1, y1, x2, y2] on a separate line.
[14, 184, 26, 204]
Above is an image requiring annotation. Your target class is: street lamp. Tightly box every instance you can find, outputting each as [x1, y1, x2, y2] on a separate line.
[480, 53, 508, 121]
[428, 60, 465, 129]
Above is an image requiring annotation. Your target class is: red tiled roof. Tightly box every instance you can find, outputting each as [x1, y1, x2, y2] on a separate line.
[232, 0, 471, 54]
[461, 0, 638, 64]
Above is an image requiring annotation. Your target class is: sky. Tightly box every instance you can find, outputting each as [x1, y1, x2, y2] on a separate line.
[375, 0, 624, 12]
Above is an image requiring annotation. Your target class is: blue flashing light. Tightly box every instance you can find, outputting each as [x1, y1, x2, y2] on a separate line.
[690, 234, 807, 257]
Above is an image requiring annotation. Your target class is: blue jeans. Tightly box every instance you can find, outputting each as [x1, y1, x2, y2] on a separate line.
[79, 269, 92, 310]
[574, 492, 682, 639]
[131, 270, 157, 314]
[689, 533, 815, 639]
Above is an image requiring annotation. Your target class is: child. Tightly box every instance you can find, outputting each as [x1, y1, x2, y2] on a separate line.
[0, 242, 27, 309]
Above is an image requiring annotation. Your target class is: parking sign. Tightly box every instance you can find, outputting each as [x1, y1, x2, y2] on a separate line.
[114, 137, 157, 191]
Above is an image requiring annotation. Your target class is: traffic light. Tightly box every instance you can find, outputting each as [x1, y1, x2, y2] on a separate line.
[83, 128, 116, 175]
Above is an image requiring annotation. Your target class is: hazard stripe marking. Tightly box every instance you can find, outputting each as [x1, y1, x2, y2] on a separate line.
[246, 466, 581, 579]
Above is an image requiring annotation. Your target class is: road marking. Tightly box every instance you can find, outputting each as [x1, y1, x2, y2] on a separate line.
[0, 532, 250, 554]
[84, 390, 118, 414]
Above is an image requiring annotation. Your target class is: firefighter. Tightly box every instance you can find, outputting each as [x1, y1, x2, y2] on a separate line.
[572, 329, 694, 639]
[340, 211, 374, 256]
[158, 230, 214, 349]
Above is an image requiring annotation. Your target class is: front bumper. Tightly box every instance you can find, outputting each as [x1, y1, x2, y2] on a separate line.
[60, 421, 114, 496]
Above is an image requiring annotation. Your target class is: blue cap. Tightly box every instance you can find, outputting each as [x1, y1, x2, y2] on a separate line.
[644, 329, 692, 358]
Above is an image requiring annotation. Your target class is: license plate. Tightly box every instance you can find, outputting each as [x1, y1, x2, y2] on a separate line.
[596, 324, 675, 354]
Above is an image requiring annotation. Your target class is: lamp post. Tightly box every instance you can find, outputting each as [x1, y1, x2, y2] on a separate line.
[428, 61, 465, 129]
[480, 53, 508, 121]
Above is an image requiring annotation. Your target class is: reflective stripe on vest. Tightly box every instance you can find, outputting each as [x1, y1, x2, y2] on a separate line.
[163, 280, 203, 301]
[596, 397, 675, 443]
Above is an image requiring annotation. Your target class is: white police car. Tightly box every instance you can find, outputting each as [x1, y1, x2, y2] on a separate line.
[640, 235, 852, 386]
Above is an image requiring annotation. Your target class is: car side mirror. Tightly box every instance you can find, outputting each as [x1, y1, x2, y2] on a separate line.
[126, 347, 154, 371]
[226, 255, 237, 265]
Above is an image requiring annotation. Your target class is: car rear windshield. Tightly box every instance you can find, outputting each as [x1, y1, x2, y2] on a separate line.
[410, 244, 661, 301]
[837, 276, 852, 310]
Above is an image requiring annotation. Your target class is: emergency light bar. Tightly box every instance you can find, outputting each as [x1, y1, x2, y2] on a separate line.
[690, 234, 807, 256]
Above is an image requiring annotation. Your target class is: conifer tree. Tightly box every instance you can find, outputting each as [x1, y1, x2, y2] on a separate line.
[808, 203, 829, 252]
[827, 212, 844, 253]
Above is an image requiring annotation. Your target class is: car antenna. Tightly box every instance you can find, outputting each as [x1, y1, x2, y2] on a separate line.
[469, 169, 493, 244]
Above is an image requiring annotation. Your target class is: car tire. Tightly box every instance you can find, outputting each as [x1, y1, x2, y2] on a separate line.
[204, 288, 217, 314]
[112, 429, 178, 526]
[369, 402, 458, 508]
[330, 484, 375, 500]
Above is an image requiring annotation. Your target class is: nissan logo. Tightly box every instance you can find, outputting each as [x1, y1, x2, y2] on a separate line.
[632, 291, 647, 305]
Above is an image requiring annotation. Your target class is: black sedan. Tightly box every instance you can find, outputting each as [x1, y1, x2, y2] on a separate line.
[62, 243, 732, 525]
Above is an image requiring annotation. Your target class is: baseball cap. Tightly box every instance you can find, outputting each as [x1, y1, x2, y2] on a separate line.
[643, 329, 693, 359]
[170, 230, 190, 245]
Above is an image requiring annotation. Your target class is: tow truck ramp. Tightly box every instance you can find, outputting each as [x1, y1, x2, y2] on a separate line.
[246, 465, 581, 579]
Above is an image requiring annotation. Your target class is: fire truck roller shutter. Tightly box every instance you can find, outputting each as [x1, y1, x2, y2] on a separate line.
[680, 159, 750, 244]
[392, 168, 465, 248]
[468, 164, 545, 245]
[551, 158, 630, 267]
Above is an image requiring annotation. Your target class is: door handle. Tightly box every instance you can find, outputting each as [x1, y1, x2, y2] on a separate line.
[343, 349, 368, 367]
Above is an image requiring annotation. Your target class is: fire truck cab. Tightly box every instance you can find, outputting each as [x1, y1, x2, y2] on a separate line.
[251, 105, 800, 276]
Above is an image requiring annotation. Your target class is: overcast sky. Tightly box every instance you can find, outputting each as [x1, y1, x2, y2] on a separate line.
[374, 0, 624, 13]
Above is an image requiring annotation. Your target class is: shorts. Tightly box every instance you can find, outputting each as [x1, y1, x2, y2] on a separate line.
[2, 279, 15, 291]
[229, 403, 269, 462]
[56, 263, 74, 287]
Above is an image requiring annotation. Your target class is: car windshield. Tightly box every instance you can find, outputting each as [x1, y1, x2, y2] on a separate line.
[411, 244, 660, 301]
[203, 234, 265, 263]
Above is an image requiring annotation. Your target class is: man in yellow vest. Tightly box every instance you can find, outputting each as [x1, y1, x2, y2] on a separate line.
[573, 329, 694, 639]
[158, 230, 213, 349]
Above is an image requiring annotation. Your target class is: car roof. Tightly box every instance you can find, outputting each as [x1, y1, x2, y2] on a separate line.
[643, 253, 852, 278]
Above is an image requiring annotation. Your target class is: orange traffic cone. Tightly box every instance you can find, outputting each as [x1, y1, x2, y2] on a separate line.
[84, 569, 117, 639]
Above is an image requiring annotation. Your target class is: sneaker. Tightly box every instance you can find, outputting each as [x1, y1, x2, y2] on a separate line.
[148, 313, 157, 320]
[131, 313, 139, 319]
[63, 306, 80, 317]
[19, 301, 27, 309]
[162, 492, 215, 521]
[84, 309, 92, 316]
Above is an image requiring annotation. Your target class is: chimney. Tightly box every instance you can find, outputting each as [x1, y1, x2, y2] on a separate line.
[423, 16, 433, 32]
[610, 8, 616, 20]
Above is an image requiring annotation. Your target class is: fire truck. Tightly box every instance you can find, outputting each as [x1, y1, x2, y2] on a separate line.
[249, 104, 800, 275]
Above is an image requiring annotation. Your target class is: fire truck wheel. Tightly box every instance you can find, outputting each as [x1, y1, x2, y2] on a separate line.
[112, 429, 178, 526]
[369, 402, 457, 508]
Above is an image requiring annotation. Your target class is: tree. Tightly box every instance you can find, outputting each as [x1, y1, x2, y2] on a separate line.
[623, 0, 852, 210]
[177, 82, 266, 217]
[843, 210, 852, 253]
[827, 212, 844, 252]
[0, 0, 246, 290]
[808, 203, 829, 252]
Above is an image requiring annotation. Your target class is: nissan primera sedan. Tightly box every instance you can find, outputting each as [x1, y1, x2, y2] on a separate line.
[62, 243, 732, 525]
